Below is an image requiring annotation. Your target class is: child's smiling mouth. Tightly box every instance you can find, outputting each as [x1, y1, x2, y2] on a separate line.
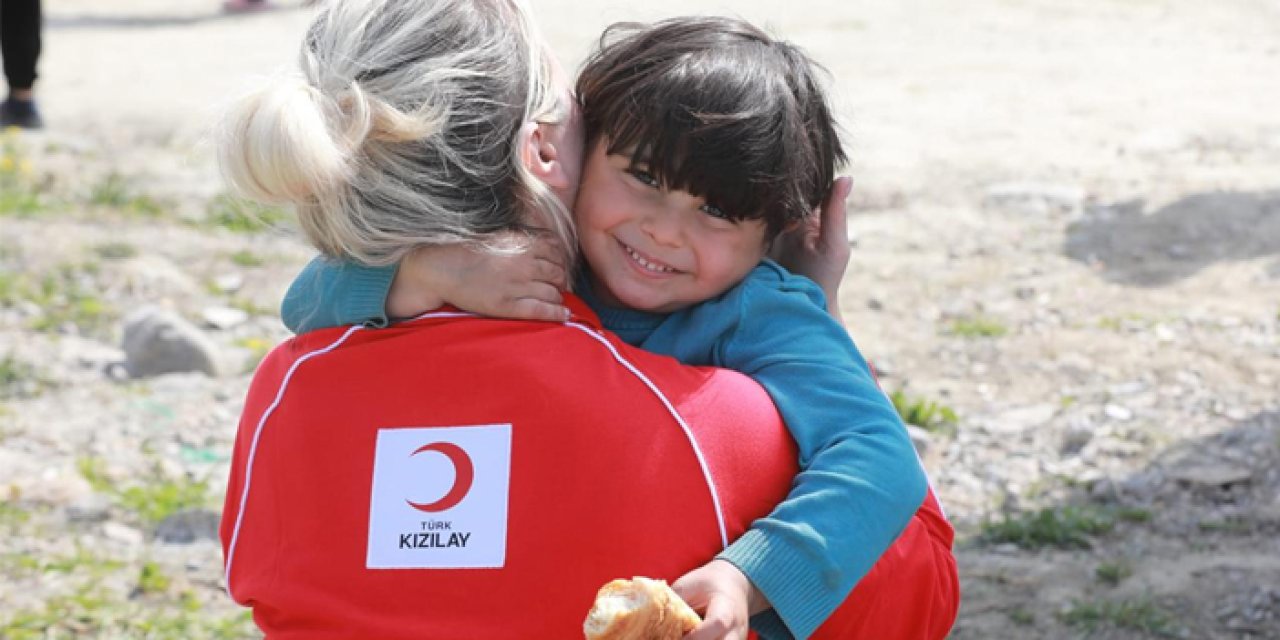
[617, 238, 681, 276]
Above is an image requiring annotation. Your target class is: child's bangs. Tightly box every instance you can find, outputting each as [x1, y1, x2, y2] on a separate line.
[596, 61, 791, 224]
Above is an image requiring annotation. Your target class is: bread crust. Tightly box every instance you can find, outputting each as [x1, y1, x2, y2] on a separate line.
[583, 577, 701, 640]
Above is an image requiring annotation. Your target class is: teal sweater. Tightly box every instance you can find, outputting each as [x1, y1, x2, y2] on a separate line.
[282, 257, 927, 639]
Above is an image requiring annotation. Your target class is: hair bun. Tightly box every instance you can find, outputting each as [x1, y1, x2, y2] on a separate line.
[218, 75, 355, 204]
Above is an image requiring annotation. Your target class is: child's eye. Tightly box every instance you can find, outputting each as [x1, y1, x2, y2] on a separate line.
[700, 203, 732, 220]
[627, 169, 660, 188]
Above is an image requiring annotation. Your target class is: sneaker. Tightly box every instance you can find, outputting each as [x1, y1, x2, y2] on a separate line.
[0, 98, 42, 129]
[223, 0, 272, 12]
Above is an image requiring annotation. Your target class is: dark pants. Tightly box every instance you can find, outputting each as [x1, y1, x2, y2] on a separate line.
[1, 0, 41, 91]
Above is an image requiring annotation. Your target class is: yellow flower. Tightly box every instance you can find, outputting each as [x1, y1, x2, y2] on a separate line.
[0, 157, 14, 172]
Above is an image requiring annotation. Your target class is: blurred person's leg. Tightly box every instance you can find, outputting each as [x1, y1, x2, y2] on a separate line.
[0, 0, 42, 129]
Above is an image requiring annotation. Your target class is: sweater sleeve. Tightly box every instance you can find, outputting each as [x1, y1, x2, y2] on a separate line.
[712, 275, 928, 639]
[280, 257, 397, 334]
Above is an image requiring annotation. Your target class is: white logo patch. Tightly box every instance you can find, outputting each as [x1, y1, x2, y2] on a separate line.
[366, 424, 511, 569]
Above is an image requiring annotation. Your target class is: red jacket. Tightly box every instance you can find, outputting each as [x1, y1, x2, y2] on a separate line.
[221, 298, 957, 638]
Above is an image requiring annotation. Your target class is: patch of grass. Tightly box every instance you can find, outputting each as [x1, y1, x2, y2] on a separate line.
[0, 499, 30, 529]
[1059, 597, 1180, 636]
[137, 561, 171, 595]
[1, 263, 116, 337]
[0, 128, 47, 218]
[889, 389, 958, 435]
[947, 315, 1008, 338]
[1007, 607, 1035, 626]
[1197, 517, 1252, 534]
[0, 581, 255, 640]
[229, 249, 265, 267]
[92, 241, 138, 260]
[979, 505, 1117, 549]
[0, 352, 53, 400]
[236, 336, 274, 372]
[229, 296, 274, 317]
[1095, 560, 1133, 586]
[88, 172, 169, 219]
[204, 193, 290, 233]
[77, 457, 213, 525]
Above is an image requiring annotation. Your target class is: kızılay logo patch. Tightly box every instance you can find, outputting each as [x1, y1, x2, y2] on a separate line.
[366, 425, 511, 569]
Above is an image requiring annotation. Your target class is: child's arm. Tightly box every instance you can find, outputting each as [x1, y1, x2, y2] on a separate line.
[280, 236, 570, 334]
[656, 269, 928, 639]
[769, 177, 853, 322]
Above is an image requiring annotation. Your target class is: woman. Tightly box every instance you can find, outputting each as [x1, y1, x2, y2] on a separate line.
[217, 1, 956, 638]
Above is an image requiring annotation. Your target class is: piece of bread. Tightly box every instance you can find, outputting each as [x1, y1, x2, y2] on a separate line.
[583, 577, 702, 640]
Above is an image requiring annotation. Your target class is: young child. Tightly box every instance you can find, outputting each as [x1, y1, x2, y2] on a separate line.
[282, 17, 930, 640]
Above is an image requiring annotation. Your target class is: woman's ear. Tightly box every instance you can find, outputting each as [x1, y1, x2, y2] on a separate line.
[518, 121, 571, 190]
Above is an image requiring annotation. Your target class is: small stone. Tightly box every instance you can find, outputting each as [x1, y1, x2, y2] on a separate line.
[201, 306, 250, 330]
[1061, 422, 1094, 455]
[213, 273, 245, 293]
[984, 182, 1086, 216]
[102, 521, 145, 546]
[122, 307, 221, 378]
[866, 297, 884, 311]
[155, 509, 221, 544]
[65, 495, 113, 523]
[1104, 404, 1134, 421]
[1168, 463, 1253, 488]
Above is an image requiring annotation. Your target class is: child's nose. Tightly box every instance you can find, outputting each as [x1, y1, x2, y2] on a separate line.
[640, 206, 682, 246]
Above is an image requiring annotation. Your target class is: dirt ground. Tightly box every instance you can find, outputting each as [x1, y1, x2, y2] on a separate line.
[0, 0, 1277, 637]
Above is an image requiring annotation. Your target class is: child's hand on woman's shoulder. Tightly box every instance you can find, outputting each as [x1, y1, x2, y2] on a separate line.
[387, 231, 570, 322]
[769, 176, 854, 322]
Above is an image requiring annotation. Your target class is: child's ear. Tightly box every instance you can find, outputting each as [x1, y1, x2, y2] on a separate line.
[517, 121, 572, 190]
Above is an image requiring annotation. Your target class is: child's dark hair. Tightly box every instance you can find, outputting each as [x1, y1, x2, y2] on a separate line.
[576, 16, 846, 239]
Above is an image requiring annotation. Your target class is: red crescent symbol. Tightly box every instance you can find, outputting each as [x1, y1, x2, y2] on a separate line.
[405, 442, 475, 513]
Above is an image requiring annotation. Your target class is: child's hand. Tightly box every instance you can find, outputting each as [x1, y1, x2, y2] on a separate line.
[769, 176, 853, 321]
[386, 232, 570, 322]
[671, 559, 767, 640]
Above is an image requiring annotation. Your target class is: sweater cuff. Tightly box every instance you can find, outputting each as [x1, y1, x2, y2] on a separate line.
[339, 263, 397, 328]
[717, 528, 830, 640]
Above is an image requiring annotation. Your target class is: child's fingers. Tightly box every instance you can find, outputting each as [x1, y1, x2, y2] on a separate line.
[818, 176, 852, 249]
[505, 298, 570, 322]
[532, 256, 568, 289]
[682, 596, 745, 640]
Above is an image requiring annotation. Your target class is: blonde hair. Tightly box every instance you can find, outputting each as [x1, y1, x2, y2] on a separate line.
[218, 0, 574, 267]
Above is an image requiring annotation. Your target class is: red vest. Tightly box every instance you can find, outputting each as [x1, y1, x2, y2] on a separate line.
[221, 297, 957, 639]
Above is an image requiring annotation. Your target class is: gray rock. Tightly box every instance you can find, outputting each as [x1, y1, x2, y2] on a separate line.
[122, 307, 220, 378]
[102, 521, 145, 546]
[1168, 462, 1253, 488]
[64, 495, 113, 523]
[155, 508, 221, 544]
[1061, 420, 1094, 455]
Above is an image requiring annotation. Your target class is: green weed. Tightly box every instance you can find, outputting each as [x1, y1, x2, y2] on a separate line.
[1095, 560, 1133, 586]
[889, 389, 958, 435]
[0, 353, 52, 399]
[137, 561, 171, 595]
[948, 315, 1008, 338]
[93, 241, 138, 260]
[229, 249, 265, 267]
[1059, 597, 1179, 636]
[204, 194, 289, 233]
[88, 172, 168, 219]
[77, 457, 213, 525]
[1, 263, 116, 337]
[0, 128, 47, 217]
[980, 505, 1117, 549]
[1007, 607, 1035, 626]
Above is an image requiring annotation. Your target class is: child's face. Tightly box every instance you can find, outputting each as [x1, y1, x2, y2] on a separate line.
[574, 141, 770, 314]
